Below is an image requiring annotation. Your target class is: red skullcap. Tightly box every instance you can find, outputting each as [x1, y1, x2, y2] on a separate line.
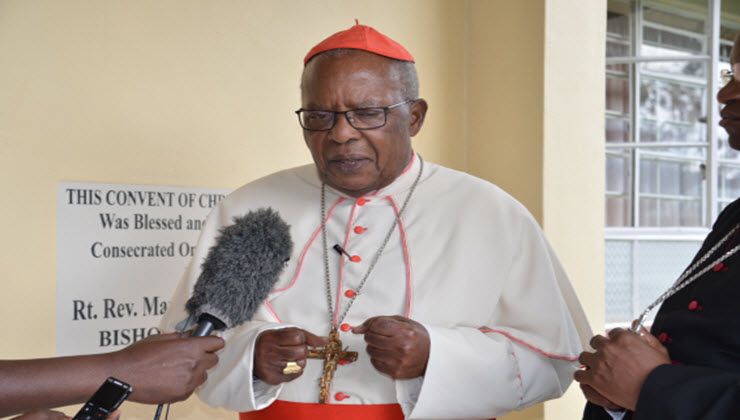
[304, 20, 414, 65]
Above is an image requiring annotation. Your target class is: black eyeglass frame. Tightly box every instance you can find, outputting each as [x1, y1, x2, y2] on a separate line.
[295, 99, 417, 131]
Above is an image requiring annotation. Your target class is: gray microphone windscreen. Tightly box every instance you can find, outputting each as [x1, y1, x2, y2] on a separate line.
[185, 207, 293, 331]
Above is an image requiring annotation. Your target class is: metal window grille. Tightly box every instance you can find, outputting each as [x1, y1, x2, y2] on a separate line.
[605, 0, 740, 327]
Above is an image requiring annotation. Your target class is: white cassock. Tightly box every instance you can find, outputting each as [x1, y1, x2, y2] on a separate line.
[160, 153, 592, 419]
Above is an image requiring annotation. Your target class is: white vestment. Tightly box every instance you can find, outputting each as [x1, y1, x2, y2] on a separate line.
[160, 154, 592, 419]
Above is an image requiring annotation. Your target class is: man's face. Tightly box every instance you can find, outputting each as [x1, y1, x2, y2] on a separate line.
[718, 33, 740, 149]
[301, 51, 426, 197]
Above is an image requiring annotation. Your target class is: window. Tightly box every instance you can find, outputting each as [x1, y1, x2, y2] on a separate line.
[605, 0, 740, 328]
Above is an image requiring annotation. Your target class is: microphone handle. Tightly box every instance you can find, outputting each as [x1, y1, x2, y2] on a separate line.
[152, 314, 224, 420]
[191, 312, 227, 337]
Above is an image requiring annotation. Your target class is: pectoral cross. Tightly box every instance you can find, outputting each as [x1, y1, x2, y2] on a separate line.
[307, 327, 358, 403]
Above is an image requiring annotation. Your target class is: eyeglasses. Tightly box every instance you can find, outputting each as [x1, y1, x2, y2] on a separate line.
[720, 64, 739, 87]
[295, 99, 416, 131]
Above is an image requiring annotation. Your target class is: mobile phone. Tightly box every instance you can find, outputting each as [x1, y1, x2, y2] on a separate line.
[72, 377, 133, 420]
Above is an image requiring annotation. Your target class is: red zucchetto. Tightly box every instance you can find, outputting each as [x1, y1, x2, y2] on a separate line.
[303, 20, 415, 65]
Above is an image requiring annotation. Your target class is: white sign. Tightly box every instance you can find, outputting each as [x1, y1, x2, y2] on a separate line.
[56, 182, 232, 356]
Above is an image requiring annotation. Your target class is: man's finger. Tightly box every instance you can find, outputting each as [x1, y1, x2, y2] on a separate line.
[200, 352, 219, 370]
[304, 330, 329, 348]
[589, 334, 608, 350]
[144, 331, 178, 341]
[360, 316, 406, 336]
[269, 344, 308, 360]
[365, 344, 397, 359]
[636, 326, 664, 350]
[578, 351, 596, 369]
[352, 317, 379, 334]
[189, 335, 225, 352]
[269, 328, 311, 346]
[573, 366, 591, 383]
[607, 328, 627, 340]
[362, 330, 398, 349]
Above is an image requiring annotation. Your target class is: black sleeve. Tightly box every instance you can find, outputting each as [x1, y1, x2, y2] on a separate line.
[635, 364, 740, 419]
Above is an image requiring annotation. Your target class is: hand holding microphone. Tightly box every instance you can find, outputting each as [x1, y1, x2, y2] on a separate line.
[0, 210, 291, 419]
[146, 208, 293, 417]
[0, 333, 224, 418]
[108, 332, 224, 404]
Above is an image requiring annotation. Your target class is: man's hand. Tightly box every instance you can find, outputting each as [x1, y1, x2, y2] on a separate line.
[10, 409, 72, 420]
[254, 328, 329, 385]
[574, 327, 670, 411]
[352, 316, 430, 379]
[109, 332, 224, 404]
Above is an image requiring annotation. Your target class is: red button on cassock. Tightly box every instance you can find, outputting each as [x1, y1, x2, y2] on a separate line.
[713, 262, 725, 272]
[354, 226, 366, 234]
[357, 198, 368, 206]
[345, 289, 357, 298]
[335, 392, 350, 401]
[340, 323, 352, 332]
[688, 300, 698, 310]
[350, 255, 361, 262]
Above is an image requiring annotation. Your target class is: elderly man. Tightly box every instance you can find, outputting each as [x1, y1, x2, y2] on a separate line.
[576, 31, 740, 420]
[161, 23, 591, 419]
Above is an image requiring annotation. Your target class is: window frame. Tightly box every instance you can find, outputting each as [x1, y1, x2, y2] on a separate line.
[604, 0, 740, 328]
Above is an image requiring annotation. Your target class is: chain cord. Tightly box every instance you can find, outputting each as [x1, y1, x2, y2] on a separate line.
[632, 223, 740, 331]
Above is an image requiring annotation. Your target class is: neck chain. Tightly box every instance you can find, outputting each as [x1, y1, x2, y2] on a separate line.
[320, 155, 424, 328]
[632, 223, 740, 332]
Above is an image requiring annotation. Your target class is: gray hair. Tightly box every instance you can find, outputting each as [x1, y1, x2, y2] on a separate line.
[301, 49, 419, 100]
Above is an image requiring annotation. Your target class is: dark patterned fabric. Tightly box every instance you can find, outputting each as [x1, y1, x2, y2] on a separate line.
[585, 197, 740, 420]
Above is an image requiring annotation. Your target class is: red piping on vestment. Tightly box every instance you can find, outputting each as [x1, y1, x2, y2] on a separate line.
[509, 346, 525, 402]
[397, 152, 416, 178]
[266, 153, 417, 324]
[388, 196, 412, 318]
[265, 197, 346, 323]
[478, 328, 579, 361]
[263, 302, 280, 323]
[330, 152, 417, 324]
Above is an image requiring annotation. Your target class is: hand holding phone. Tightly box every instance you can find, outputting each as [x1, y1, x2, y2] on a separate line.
[72, 377, 132, 420]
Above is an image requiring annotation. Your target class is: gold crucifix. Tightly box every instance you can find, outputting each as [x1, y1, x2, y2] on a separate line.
[307, 327, 358, 403]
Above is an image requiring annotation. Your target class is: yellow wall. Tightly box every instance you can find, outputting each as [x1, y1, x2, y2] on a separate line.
[466, 1, 605, 419]
[0, 1, 605, 419]
[542, 1, 606, 419]
[467, 0, 546, 222]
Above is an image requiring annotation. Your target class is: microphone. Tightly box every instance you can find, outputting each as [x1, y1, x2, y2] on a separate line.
[155, 209, 292, 420]
[184, 207, 293, 337]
